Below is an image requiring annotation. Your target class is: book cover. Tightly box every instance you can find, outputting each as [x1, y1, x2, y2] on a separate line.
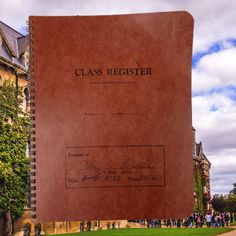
[29, 11, 194, 222]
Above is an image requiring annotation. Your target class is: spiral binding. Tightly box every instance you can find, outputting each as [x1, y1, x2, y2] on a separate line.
[29, 17, 37, 220]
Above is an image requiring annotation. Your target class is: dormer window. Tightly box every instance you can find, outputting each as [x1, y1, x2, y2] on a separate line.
[23, 46, 29, 69]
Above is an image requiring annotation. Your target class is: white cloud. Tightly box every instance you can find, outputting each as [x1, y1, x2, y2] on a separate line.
[192, 70, 221, 92]
[193, 88, 236, 194]
[198, 48, 236, 85]
[192, 43, 236, 195]
[208, 153, 236, 194]
[193, 47, 236, 92]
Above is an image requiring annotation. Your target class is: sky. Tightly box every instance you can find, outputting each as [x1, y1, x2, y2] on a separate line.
[1, 0, 236, 195]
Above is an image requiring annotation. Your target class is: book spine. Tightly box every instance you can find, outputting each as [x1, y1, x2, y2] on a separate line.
[29, 17, 37, 220]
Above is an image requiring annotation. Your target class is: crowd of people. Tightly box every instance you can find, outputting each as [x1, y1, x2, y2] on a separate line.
[203, 212, 234, 228]
[130, 212, 236, 228]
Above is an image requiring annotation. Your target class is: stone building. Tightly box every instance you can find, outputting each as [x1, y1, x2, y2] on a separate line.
[0, 21, 29, 109]
[0, 20, 30, 236]
[192, 127, 212, 214]
[0, 20, 128, 235]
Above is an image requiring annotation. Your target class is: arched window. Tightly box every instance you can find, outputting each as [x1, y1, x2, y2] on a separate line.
[34, 224, 41, 236]
[23, 223, 31, 236]
[23, 87, 29, 112]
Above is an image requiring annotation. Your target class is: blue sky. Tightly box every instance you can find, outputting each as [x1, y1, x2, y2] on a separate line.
[192, 34, 236, 195]
[1, 0, 236, 195]
[192, 38, 236, 68]
[19, 26, 28, 35]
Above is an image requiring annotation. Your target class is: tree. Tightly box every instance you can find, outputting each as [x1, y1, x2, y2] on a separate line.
[212, 183, 236, 214]
[0, 78, 29, 236]
[226, 194, 236, 213]
[227, 183, 236, 213]
[229, 183, 236, 195]
[212, 194, 227, 213]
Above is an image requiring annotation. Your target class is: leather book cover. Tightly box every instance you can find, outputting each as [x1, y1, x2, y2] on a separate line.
[29, 11, 194, 222]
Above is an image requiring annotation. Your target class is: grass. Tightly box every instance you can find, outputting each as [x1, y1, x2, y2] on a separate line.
[51, 228, 234, 236]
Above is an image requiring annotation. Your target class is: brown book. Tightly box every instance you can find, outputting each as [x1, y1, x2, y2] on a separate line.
[29, 11, 194, 222]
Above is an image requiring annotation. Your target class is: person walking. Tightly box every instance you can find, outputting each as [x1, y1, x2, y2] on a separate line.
[177, 219, 181, 228]
[225, 213, 230, 227]
[80, 221, 84, 232]
[205, 213, 212, 228]
[196, 215, 201, 228]
[188, 215, 194, 228]
[167, 219, 172, 228]
[200, 214, 204, 227]
[230, 213, 233, 224]
[216, 215, 221, 227]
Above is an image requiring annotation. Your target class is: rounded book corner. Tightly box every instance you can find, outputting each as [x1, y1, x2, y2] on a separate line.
[180, 11, 194, 24]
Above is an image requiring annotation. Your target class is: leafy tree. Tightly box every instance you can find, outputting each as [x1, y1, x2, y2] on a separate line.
[226, 194, 236, 213]
[229, 183, 236, 195]
[212, 194, 227, 213]
[0, 78, 29, 236]
[212, 183, 236, 214]
[227, 183, 236, 213]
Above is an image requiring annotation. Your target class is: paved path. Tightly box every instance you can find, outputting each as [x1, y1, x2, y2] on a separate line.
[216, 228, 236, 236]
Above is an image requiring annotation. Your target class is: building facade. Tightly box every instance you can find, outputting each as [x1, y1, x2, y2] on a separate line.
[0, 21, 29, 108]
[0, 20, 128, 235]
[192, 127, 212, 214]
[0, 20, 30, 236]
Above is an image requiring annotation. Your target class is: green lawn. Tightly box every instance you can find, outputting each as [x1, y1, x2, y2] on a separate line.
[51, 228, 234, 236]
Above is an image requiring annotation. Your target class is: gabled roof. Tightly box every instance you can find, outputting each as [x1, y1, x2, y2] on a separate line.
[0, 21, 23, 56]
[196, 142, 211, 165]
[203, 153, 211, 166]
[196, 142, 202, 157]
[18, 35, 28, 56]
[0, 21, 28, 72]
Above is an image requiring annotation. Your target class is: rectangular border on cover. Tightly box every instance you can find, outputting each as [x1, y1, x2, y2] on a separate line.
[65, 145, 165, 188]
